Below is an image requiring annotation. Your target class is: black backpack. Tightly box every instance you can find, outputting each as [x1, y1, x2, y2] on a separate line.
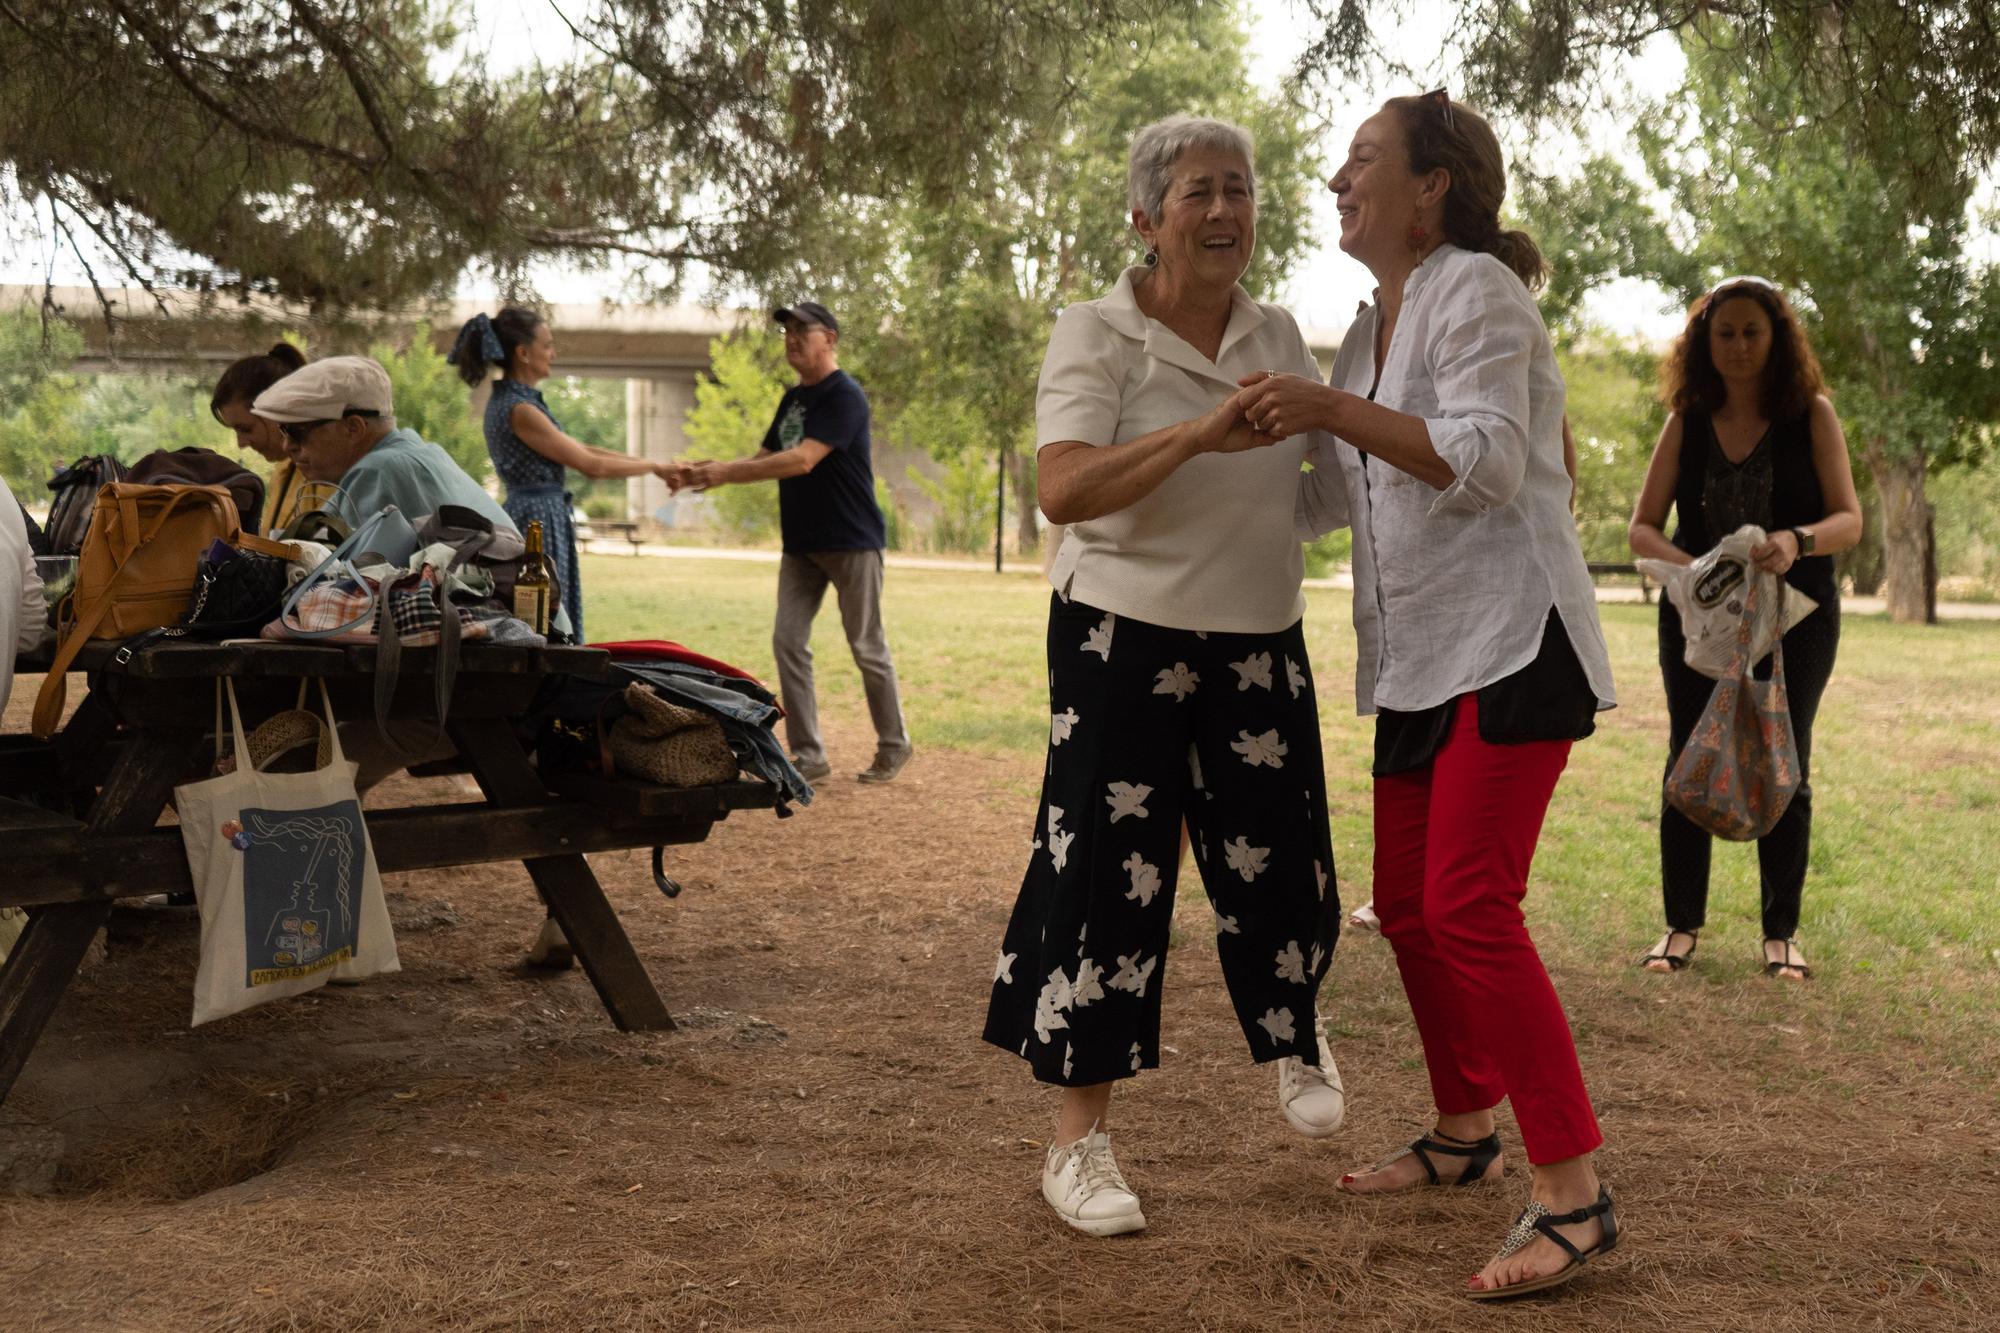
[15, 499, 49, 558]
[126, 446, 266, 536]
[44, 454, 128, 555]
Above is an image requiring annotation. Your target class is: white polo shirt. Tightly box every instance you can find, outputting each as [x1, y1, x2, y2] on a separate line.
[1038, 267, 1324, 634]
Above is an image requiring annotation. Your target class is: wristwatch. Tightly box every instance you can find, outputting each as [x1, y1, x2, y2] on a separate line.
[1789, 525, 1816, 556]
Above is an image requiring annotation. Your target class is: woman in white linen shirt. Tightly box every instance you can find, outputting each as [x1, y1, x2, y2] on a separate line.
[981, 114, 1346, 1239]
[1240, 91, 1619, 1299]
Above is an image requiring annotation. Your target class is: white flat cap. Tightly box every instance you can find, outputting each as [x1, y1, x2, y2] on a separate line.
[251, 355, 394, 423]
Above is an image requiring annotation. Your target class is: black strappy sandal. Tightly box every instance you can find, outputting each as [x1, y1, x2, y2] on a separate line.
[1639, 929, 1699, 972]
[1763, 937, 1813, 980]
[1342, 1129, 1504, 1192]
[1465, 1185, 1621, 1300]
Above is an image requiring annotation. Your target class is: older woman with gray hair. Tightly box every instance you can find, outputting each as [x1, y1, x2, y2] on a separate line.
[981, 114, 1349, 1237]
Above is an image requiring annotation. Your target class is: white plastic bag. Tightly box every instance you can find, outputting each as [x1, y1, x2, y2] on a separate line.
[1637, 525, 1817, 681]
[176, 679, 400, 1026]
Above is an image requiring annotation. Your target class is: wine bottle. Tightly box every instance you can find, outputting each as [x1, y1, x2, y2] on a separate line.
[513, 519, 553, 634]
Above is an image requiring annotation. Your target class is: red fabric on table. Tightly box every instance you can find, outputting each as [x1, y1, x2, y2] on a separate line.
[589, 639, 766, 687]
[1370, 692, 1602, 1166]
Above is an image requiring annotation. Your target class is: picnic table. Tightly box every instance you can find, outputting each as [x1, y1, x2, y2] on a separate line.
[577, 518, 645, 552]
[0, 637, 776, 1108]
[1586, 561, 1656, 603]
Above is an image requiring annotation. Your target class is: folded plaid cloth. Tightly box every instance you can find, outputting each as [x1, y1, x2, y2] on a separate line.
[264, 564, 488, 644]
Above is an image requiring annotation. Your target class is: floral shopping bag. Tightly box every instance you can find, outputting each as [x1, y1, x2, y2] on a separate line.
[176, 679, 400, 1025]
[1664, 574, 1801, 841]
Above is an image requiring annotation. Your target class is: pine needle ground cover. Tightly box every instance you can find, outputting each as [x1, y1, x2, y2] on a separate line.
[3, 555, 1994, 1330]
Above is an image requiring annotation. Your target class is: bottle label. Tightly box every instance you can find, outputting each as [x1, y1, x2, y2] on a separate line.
[512, 583, 549, 632]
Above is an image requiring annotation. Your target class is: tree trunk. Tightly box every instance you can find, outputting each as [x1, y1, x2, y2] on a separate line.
[1840, 499, 1885, 595]
[1864, 437, 1936, 624]
[1009, 447, 1040, 556]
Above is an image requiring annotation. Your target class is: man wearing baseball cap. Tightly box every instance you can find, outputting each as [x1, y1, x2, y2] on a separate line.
[253, 354, 515, 537]
[669, 300, 911, 784]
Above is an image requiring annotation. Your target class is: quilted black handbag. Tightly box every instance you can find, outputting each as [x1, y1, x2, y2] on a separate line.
[113, 539, 295, 662]
[182, 540, 293, 638]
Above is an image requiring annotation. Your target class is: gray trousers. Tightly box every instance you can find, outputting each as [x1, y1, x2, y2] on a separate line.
[773, 549, 908, 766]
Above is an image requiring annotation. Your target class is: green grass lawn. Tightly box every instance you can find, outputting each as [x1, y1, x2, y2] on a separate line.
[582, 553, 2000, 1057]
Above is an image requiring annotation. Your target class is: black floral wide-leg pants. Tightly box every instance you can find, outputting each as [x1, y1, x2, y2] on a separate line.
[982, 594, 1341, 1086]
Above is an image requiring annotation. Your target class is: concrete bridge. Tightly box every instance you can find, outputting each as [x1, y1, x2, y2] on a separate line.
[2, 284, 1344, 538]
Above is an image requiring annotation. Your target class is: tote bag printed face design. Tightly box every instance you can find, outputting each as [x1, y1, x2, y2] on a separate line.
[178, 679, 399, 1025]
[230, 800, 367, 984]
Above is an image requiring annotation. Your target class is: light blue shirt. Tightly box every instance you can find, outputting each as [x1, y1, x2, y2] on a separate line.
[332, 428, 517, 536]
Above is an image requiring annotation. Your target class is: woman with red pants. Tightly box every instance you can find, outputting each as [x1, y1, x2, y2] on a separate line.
[1240, 90, 1618, 1298]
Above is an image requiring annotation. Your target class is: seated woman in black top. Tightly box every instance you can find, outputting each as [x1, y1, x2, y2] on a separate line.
[1628, 276, 1863, 980]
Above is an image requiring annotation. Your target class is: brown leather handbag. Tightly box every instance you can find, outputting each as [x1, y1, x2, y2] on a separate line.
[31, 483, 297, 738]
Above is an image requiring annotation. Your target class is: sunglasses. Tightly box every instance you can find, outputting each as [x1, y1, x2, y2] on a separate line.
[1421, 87, 1455, 130]
[279, 409, 378, 444]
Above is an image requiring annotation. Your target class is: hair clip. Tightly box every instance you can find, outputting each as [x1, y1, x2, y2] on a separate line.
[1699, 274, 1780, 316]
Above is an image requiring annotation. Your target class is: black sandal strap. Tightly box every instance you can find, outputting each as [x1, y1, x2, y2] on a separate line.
[1763, 937, 1812, 978]
[1405, 1139, 1442, 1186]
[1531, 1188, 1618, 1263]
[1494, 1187, 1619, 1265]
[1411, 1131, 1502, 1186]
[1640, 930, 1698, 969]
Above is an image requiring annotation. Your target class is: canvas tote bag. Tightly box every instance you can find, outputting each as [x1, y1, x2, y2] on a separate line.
[1664, 573, 1803, 841]
[177, 678, 400, 1026]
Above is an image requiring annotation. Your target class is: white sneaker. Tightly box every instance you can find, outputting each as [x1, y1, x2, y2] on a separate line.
[1278, 1034, 1346, 1138]
[1041, 1126, 1146, 1236]
[525, 916, 574, 970]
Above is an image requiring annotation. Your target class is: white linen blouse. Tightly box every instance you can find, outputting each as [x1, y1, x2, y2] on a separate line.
[1295, 245, 1616, 716]
[1038, 266, 1326, 634]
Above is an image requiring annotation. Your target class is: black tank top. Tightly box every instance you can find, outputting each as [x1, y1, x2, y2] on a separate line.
[1673, 410, 1838, 605]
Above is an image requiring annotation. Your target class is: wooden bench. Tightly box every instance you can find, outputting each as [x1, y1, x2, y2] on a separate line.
[577, 519, 645, 552]
[1585, 562, 1655, 603]
[0, 639, 779, 1107]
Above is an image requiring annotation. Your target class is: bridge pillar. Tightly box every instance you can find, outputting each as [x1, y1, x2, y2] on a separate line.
[624, 373, 702, 531]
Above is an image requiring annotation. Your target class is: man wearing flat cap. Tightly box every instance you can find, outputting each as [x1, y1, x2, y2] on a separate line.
[253, 355, 515, 537]
[671, 300, 911, 784]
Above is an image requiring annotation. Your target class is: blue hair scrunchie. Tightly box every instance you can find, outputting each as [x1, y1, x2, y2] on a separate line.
[448, 312, 508, 370]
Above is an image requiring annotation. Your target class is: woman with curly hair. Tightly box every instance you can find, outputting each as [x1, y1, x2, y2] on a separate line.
[1628, 277, 1862, 981]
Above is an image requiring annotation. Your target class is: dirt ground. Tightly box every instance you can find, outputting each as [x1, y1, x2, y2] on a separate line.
[3, 693, 1996, 1332]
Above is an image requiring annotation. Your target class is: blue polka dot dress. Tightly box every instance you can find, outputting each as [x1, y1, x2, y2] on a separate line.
[485, 378, 584, 640]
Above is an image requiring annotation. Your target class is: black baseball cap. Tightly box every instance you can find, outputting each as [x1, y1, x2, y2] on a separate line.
[772, 300, 838, 333]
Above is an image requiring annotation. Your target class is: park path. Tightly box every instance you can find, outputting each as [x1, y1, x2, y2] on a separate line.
[590, 538, 2000, 619]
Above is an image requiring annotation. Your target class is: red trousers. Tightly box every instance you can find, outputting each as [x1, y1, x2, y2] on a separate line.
[1372, 694, 1602, 1165]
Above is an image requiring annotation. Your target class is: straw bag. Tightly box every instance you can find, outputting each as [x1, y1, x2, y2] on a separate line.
[31, 483, 296, 738]
[607, 683, 738, 786]
[1664, 574, 1802, 841]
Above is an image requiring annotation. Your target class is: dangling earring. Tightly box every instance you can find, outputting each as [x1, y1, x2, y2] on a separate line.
[1145, 247, 1158, 267]
[1407, 221, 1430, 251]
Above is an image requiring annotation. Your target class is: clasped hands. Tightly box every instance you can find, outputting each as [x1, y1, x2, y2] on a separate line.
[1205, 371, 1343, 452]
[660, 459, 720, 494]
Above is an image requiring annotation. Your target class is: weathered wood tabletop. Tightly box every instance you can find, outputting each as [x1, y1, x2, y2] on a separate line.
[0, 639, 778, 1106]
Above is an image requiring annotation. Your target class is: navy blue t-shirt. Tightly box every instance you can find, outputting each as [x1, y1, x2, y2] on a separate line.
[760, 369, 886, 554]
